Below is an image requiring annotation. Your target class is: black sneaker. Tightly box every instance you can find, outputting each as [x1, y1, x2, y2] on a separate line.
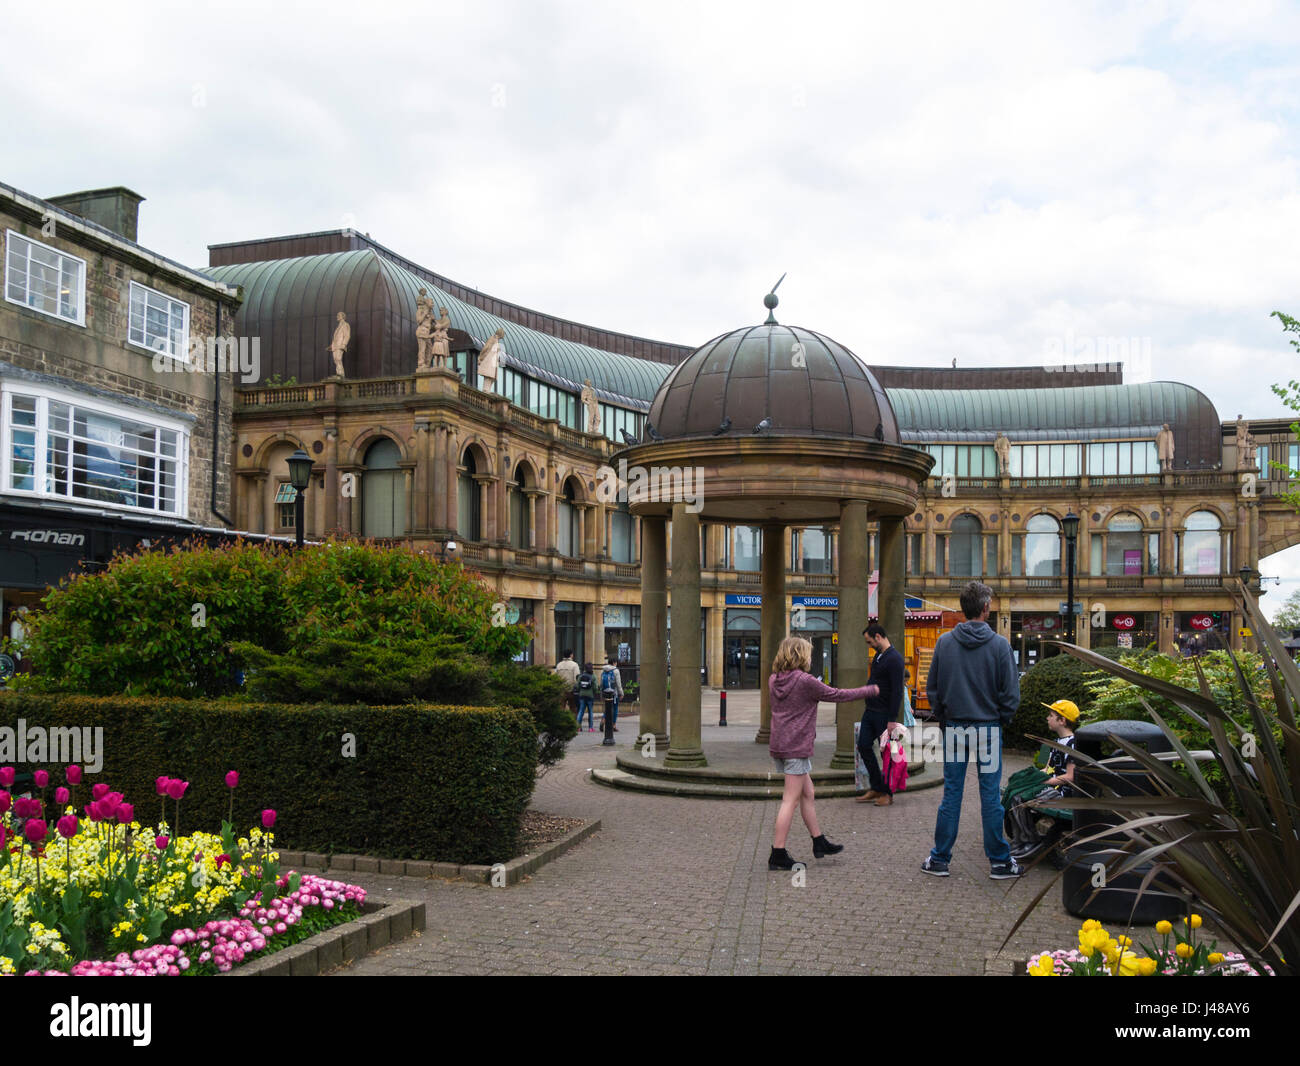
[990, 859, 1023, 880]
[920, 857, 950, 877]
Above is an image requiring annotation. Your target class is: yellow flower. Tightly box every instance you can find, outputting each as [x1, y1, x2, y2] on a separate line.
[1175, 942, 1194, 958]
[1028, 953, 1056, 976]
[1113, 950, 1142, 976]
[1117, 935, 1132, 947]
[1208, 952, 1224, 965]
[1136, 957, 1158, 976]
[1155, 920, 1172, 935]
[1080, 919, 1103, 932]
[1185, 914, 1202, 929]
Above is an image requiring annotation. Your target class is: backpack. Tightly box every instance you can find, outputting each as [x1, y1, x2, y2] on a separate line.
[578, 672, 595, 694]
[601, 668, 616, 693]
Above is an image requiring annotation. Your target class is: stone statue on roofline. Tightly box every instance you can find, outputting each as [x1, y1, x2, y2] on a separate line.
[1156, 423, 1175, 471]
[431, 306, 451, 368]
[1235, 414, 1258, 469]
[993, 431, 1011, 475]
[478, 327, 504, 391]
[328, 311, 350, 377]
[582, 379, 600, 434]
[415, 288, 434, 370]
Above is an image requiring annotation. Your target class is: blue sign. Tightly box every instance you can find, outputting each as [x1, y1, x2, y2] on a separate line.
[725, 594, 762, 606]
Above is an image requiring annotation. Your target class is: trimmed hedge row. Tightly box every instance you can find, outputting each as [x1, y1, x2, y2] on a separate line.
[0, 693, 536, 865]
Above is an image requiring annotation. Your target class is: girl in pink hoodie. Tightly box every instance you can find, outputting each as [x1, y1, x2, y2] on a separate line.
[767, 636, 878, 870]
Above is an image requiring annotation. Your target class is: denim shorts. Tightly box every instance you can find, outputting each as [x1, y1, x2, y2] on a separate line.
[773, 757, 812, 775]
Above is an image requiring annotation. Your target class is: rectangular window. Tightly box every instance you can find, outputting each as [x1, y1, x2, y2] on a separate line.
[1064, 445, 1079, 476]
[935, 535, 947, 576]
[2, 388, 185, 514]
[1118, 442, 1132, 475]
[5, 230, 86, 325]
[1148, 531, 1160, 574]
[127, 282, 190, 359]
[985, 534, 997, 576]
[1089, 533, 1102, 576]
[1290, 443, 1300, 477]
[733, 526, 762, 571]
[1011, 534, 1024, 576]
[1258, 444, 1270, 477]
[907, 532, 922, 576]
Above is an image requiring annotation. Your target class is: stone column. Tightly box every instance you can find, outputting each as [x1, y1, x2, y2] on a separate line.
[879, 516, 906, 676]
[757, 521, 786, 745]
[256, 475, 269, 535]
[324, 429, 340, 535]
[404, 468, 414, 538]
[432, 426, 448, 535]
[666, 504, 705, 767]
[835, 501, 870, 769]
[527, 491, 539, 549]
[578, 505, 588, 558]
[639, 516, 669, 749]
[604, 508, 613, 557]
[445, 432, 459, 533]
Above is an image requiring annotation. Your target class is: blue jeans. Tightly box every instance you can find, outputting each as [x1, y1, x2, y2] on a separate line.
[930, 722, 1012, 866]
[576, 697, 594, 728]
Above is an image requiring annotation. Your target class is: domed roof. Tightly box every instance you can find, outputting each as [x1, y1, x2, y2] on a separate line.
[647, 315, 898, 443]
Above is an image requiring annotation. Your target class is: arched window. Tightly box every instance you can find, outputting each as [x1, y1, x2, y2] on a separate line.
[1182, 511, 1222, 575]
[557, 479, 580, 557]
[939, 514, 991, 576]
[361, 438, 405, 539]
[457, 449, 481, 541]
[1090, 512, 1144, 576]
[510, 465, 531, 549]
[1025, 514, 1061, 577]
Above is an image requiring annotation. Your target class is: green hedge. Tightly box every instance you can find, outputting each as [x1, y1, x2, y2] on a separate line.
[1009, 653, 1109, 748]
[0, 693, 537, 865]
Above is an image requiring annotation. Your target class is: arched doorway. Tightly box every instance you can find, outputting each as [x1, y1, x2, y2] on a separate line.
[361, 438, 405, 539]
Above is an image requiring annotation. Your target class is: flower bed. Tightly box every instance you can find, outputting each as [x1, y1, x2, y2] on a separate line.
[0, 766, 367, 975]
[1028, 916, 1273, 977]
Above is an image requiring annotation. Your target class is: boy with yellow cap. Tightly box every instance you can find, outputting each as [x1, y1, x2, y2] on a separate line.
[1004, 698, 1081, 859]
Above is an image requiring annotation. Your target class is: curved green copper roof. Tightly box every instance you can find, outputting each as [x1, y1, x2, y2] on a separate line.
[209, 250, 671, 408]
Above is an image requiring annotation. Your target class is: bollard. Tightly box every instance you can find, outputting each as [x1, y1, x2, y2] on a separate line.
[719, 690, 727, 727]
[602, 691, 616, 746]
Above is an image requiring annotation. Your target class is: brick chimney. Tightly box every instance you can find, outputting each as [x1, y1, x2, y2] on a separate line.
[45, 186, 145, 242]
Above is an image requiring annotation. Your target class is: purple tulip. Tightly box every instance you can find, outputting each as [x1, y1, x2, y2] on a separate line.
[166, 779, 188, 801]
[33, 770, 49, 788]
[155, 835, 169, 850]
[23, 819, 47, 844]
[0, 791, 9, 815]
[0, 768, 13, 787]
[91, 783, 109, 801]
[14, 797, 36, 819]
[261, 809, 276, 829]
[65, 765, 82, 785]
[54, 787, 69, 805]
[56, 815, 78, 839]
[84, 801, 102, 823]
[115, 803, 134, 825]
[156, 776, 170, 796]
[225, 770, 239, 789]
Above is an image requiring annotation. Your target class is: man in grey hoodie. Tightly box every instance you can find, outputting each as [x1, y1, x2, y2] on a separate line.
[921, 581, 1022, 879]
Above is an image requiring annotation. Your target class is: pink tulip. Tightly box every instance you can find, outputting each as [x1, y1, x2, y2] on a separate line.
[225, 770, 239, 789]
[54, 787, 69, 805]
[23, 819, 47, 844]
[65, 765, 82, 785]
[155, 776, 170, 796]
[56, 815, 78, 839]
[155, 835, 169, 850]
[14, 797, 37, 819]
[166, 779, 188, 801]
[115, 803, 134, 825]
[216, 853, 230, 868]
[84, 801, 102, 823]
[33, 770, 48, 788]
[261, 809, 276, 829]
[0, 792, 9, 815]
[0, 768, 13, 787]
[91, 783, 109, 801]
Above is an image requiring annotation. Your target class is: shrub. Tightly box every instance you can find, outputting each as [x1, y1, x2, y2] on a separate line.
[1010, 653, 1107, 748]
[0, 692, 537, 865]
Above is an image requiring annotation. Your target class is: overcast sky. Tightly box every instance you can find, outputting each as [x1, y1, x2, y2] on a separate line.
[6, 0, 1300, 616]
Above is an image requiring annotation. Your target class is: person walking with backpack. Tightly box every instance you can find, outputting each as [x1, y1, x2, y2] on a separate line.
[554, 650, 580, 719]
[922, 581, 1022, 880]
[599, 658, 624, 732]
[575, 663, 598, 732]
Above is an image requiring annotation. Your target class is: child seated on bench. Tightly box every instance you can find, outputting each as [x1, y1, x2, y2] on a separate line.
[1004, 699, 1080, 860]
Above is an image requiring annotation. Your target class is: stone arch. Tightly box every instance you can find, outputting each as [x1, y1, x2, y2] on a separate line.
[250, 430, 310, 472]
[346, 426, 411, 468]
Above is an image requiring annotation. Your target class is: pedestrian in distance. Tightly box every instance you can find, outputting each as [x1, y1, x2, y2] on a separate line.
[598, 658, 624, 731]
[576, 662, 598, 732]
[856, 622, 905, 807]
[553, 650, 580, 719]
[767, 635, 879, 870]
[922, 580, 1022, 880]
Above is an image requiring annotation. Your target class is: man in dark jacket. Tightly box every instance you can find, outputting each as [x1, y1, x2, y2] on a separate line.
[856, 623, 904, 807]
[922, 581, 1022, 879]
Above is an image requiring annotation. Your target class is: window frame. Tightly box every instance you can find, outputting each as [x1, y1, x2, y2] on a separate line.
[127, 280, 191, 361]
[5, 229, 87, 327]
[1, 381, 189, 516]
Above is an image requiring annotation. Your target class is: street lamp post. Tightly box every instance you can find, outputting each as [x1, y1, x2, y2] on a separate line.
[1062, 511, 1080, 644]
[287, 449, 313, 549]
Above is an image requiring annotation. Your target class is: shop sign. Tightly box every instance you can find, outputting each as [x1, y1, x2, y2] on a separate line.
[1189, 614, 1214, 631]
[1111, 614, 1137, 630]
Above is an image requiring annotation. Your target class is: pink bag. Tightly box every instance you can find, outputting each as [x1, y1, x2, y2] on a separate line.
[881, 731, 909, 793]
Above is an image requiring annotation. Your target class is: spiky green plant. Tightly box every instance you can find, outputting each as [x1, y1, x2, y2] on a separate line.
[1003, 585, 1299, 975]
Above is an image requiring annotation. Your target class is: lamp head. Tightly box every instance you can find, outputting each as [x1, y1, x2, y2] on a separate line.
[287, 449, 313, 491]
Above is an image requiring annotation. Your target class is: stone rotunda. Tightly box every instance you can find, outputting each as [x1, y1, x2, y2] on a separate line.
[594, 294, 936, 797]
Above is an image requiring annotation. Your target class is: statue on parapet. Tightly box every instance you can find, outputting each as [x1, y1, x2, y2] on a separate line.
[582, 379, 600, 434]
[993, 431, 1011, 475]
[1235, 415, 1258, 468]
[478, 326, 504, 391]
[328, 311, 350, 377]
[415, 288, 434, 370]
[431, 306, 451, 368]
[1156, 424, 1175, 471]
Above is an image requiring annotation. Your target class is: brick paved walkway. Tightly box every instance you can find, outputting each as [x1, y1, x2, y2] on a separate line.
[335, 693, 1083, 975]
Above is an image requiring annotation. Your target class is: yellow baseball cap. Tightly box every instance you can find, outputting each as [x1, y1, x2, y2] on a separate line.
[1042, 699, 1081, 722]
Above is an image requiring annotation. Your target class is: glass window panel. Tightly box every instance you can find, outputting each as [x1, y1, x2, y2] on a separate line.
[1117, 442, 1131, 475]
[1049, 444, 1063, 476]
[1147, 532, 1160, 575]
[1022, 447, 1036, 477]
[1089, 533, 1102, 576]
[956, 447, 969, 477]
[1064, 445, 1079, 476]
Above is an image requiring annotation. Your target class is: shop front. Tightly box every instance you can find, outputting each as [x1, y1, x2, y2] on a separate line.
[1176, 610, 1230, 656]
[791, 595, 837, 684]
[506, 599, 535, 664]
[1010, 611, 1059, 671]
[553, 601, 588, 667]
[1092, 611, 1158, 653]
[601, 603, 640, 684]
